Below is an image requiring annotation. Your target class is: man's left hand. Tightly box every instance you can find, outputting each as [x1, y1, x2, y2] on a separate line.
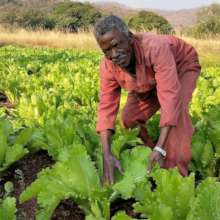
[147, 151, 164, 173]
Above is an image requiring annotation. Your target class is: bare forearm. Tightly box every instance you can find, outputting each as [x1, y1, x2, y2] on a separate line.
[100, 129, 122, 184]
[100, 129, 113, 155]
[148, 126, 172, 171]
[156, 126, 171, 149]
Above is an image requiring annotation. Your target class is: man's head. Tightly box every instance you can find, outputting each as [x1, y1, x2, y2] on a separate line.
[94, 15, 134, 69]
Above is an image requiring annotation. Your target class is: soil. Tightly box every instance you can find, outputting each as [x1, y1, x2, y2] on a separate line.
[111, 198, 141, 218]
[0, 92, 15, 109]
[0, 150, 140, 220]
[0, 150, 85, 220]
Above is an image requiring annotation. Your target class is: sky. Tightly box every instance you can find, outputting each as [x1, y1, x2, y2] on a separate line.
[77, 0, 220, 10]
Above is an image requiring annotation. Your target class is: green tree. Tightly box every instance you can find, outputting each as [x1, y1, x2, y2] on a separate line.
[198, 3, 220, 21]
[17, 9, 56, 30]
[51, 1, 102, 32]
[0, 2, 55, 30]
[185, 3, 220, 37]
[0, 1, 102, 32]
[197, 4, 220, 36]
[196, 17, 220, 35]
[128, 10, 174, 34]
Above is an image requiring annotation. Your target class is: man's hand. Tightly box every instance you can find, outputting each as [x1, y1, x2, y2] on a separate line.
[103, 153, 123, 185]
[100, 129, 123, 185]
[147, 151, 164, 173]
[147, 126, 171, 173]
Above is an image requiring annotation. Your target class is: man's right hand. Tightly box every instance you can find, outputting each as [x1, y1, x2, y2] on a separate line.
[100, 130, 123, 185]
[103, 152, 123, 184]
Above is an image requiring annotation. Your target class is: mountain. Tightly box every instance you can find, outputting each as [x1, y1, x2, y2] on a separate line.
[92, 1, 199, 28]
[92, 1, 138, 17]
[0, 0, 201, 29]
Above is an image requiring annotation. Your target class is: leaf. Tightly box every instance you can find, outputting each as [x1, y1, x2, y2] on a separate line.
[0, 144, 29, 173]
[134, 169, 195, 220]
[20, 144, 106, 220]
[0, 197, 17, 220]
[4, 181, 14, 195]
[111, 211, 133, 220]
[208, 120, 220, 153]
[201, 141, 214, 168]
[13, 127, 34, 146]
[187, 178, 220, 220]
[0, 119, 12, 166]
[111, 128, 142, 158]
[191, 129, 207, 165]
[113, 147, 151, 199]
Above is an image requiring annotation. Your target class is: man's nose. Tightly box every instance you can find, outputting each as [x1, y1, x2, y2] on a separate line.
[111, 48, 119, 59]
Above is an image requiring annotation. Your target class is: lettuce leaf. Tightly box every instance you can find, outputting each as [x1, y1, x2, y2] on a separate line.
[187, 178, 220, 220]
[0, 197, 17, 220]
[20, 144, 110, 220]
[134, 169, 195, 220]
[113, 147, 151, 199]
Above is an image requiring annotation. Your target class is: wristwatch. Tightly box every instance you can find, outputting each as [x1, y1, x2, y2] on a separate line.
[153, 146, 167, 157]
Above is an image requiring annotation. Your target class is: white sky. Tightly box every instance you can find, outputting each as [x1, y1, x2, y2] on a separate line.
[76, 0, 220, 10]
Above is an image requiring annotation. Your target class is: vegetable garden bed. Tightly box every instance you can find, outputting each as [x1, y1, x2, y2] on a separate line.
[0, 47, 220, 220]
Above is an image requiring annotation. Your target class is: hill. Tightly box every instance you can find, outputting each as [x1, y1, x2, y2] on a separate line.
[92, 1, 199, 28]
[0, 0, 203, 29]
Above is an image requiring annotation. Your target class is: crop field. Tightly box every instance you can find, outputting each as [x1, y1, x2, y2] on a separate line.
[0, 45, 220, 220]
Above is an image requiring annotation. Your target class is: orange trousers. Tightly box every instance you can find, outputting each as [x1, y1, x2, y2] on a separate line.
[120, 70, 200, 176]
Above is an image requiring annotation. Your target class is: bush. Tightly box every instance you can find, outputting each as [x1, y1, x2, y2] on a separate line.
[51, 2, 102, 32]
[196, 18, 220, 35]
[128, 10, 174, 34]
[17, 9, 56, 30]
[183, 3, 220, 37]
[0, 3, 55, 30]
[0, 1, 103, 32]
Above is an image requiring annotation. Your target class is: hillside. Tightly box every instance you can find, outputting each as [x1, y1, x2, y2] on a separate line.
[0, 0, 201, 29]
[92, 1, 199, 28]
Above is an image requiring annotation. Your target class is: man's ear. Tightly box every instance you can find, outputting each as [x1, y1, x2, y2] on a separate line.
[128, 31, 134, 44]
[129, 31, 134, 37]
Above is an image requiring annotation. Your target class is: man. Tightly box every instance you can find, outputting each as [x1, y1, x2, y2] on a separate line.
[94, 15, 201, 184]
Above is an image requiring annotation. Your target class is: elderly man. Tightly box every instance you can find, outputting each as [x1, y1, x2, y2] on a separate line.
[94, 15, 201, 184]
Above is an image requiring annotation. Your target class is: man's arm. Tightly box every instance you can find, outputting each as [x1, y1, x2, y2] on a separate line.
[147, 38, 181, 171]
[100, 129, 113, 183]
[96, 59, 121, 133]
[96, 59, 122, 184]
[148, 126, 171, 171]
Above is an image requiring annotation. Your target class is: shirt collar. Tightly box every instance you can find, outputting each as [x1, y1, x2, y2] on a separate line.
[132, 34, 145, 66]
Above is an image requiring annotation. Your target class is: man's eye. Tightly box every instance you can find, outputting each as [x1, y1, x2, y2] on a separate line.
[103, 50, 108, 55]
[114, 43, 120, 48]
[103, 48, 110, 53]
[103, 49, 111, 57]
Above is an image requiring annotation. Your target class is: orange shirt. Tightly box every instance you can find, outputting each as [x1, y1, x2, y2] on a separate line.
[96, 33, 201, 133]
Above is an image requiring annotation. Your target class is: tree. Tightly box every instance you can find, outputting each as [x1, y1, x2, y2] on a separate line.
[198, 3, 220, 21]
[197, 4, 220, 35]
[0, 1, 102, 32]
[128, 10, 174, 34]
[51, 1, 103, 32]
[17, 9, 56, 30]
[0, 1, 55, 30]
[186, 3, 220, 37]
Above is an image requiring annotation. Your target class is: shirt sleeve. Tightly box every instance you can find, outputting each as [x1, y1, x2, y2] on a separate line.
[150, 39, 182, 127]
[96, 59, 121, 133]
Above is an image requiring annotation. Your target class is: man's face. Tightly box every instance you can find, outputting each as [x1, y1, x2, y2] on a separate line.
[97, 28, 134, 69]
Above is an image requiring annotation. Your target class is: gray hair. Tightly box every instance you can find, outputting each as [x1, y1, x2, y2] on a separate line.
[94, 15, 129, 39]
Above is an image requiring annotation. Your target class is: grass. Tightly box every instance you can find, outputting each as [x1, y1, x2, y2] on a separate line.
[0, 27, 99, 51]
[0, 27, 220, 67]
[183, 36, 220, 68]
